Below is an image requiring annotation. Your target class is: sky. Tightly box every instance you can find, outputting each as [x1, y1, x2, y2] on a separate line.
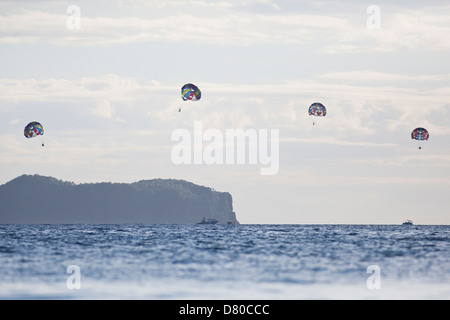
[1, 0, 450, 224]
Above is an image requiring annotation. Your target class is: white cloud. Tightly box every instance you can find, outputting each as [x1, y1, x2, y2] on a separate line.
[1, 5, 449, 52]
[320, 70, 450, 85]
[92, 99, 122, 121]
[0, 74, 162, 103]
[281, 136, 398, 147]
[1, 73, 449, 138]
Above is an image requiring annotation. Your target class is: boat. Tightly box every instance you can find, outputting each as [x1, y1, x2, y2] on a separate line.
[198, 217, 218, 224]
[402, 220, 413, 226]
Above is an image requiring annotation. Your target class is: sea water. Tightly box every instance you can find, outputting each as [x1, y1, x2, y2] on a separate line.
[0, 224, 449, 299]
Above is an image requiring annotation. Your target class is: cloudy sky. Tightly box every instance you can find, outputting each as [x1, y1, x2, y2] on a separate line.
[1, 0, 449, 224]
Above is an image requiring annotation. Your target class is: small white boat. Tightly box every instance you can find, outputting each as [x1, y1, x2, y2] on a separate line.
[402, 220, 413, 226]
[198, 217, 218, 224]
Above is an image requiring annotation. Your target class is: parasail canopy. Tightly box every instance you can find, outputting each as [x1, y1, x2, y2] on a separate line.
[308, 102, 326, 117]
[411, 127, 429, 141]
[181, 83, 201, 101]
[24, 121, 44, 139]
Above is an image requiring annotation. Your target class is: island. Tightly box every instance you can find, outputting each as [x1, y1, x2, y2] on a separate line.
[0, 174, 239, 224]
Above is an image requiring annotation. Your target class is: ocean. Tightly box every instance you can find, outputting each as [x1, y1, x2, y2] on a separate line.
[0, 224, 449, 300]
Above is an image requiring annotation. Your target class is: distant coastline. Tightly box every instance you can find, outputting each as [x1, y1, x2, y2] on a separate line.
[0, 174, 239, 224]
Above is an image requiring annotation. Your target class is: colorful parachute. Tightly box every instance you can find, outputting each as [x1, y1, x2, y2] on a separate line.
[308, 102, 326, 125]
[24, 121, 44, 139]
[411, 127, 429, 141]
[181, 83, 201, 101]
[309, 102, 326, 116]
[411, 127, 429, 149]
